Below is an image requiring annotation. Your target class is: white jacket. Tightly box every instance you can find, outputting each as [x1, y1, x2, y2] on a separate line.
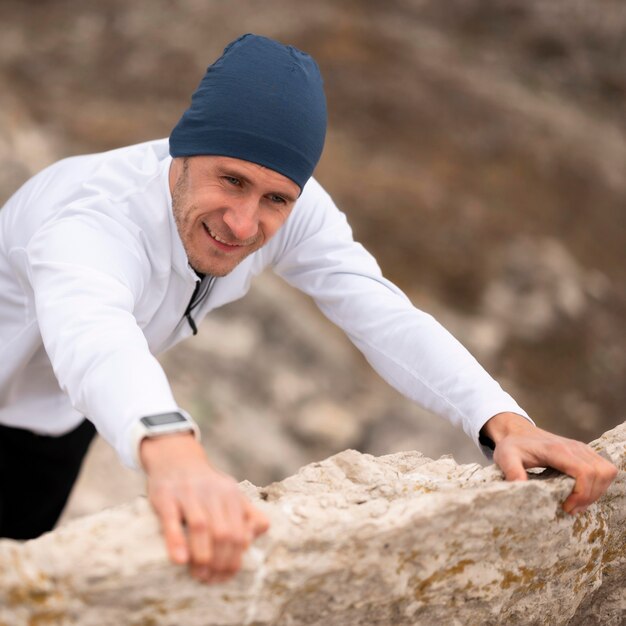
[0, 139, 529, 468]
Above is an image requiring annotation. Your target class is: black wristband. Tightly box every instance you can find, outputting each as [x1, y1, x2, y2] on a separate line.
[479, 428, 496, 451]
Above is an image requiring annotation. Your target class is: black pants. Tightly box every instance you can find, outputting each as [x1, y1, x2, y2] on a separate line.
[0, 419, 96, 540]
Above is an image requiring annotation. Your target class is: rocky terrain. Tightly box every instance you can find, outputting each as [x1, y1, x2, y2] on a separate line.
[1, 421, 624, 625]
[0, 1, 624, 511]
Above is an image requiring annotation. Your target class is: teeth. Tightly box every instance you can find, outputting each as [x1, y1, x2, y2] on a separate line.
[212, 231, 230, 244]
[204, 223, 238, 246]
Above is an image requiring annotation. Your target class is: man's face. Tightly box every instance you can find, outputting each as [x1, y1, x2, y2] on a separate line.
[169, 155, 300, 276]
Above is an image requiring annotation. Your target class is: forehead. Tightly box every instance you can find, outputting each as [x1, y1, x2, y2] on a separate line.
[191, 155, 300, 195]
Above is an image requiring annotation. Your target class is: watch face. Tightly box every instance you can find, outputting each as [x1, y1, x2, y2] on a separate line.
[141, 413, 187, 427]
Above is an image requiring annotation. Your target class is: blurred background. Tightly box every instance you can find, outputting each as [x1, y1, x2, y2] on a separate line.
[0, 0, 623, 517]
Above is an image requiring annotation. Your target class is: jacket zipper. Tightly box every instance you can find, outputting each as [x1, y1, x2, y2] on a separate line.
[184, 275, 216, 335]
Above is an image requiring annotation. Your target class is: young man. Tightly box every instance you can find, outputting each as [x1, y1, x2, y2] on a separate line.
[0, 34, 616, 584]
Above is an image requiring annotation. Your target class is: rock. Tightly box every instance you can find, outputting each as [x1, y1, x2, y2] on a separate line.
[1, 421, 624, 626]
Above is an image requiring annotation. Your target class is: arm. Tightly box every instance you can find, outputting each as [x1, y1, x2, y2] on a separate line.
[25, 211, 179, 466]
[272, 182, 530, 450]
[25, 209, 267, 581]
[273, 181, 618, 509]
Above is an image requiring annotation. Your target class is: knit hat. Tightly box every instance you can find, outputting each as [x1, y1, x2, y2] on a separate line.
[169, 34, 327, 190]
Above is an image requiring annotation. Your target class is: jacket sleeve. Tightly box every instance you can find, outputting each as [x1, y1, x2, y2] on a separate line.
[271, 180, 532, 457]
[23, 206, 180, 468]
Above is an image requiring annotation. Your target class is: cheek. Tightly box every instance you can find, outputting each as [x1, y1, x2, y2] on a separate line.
[262, 208, 292, 238]
[186, 200, 218, 231]
[180, 207, 200, 233]
[193, 183, 229, 206]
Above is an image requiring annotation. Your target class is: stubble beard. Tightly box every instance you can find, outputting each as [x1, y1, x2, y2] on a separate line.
[170, 161, 258, 277]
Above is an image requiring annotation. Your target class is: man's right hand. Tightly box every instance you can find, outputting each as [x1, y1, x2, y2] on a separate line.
[139, 433, 269, 584]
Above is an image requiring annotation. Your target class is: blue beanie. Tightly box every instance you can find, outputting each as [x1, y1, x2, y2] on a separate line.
[169, 34, 327, 190]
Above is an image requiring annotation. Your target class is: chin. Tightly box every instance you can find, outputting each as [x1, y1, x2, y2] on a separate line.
[187, 239, 258, 277]
[204, 266, 235, 278]
[190, 256, 243, 277]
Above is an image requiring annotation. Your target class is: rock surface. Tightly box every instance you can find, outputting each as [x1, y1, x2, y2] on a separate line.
[1, 0, 625, 450]
[2, 422, 624, 626]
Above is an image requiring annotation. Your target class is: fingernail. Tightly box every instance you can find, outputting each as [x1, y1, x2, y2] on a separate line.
[571, 506, 588, 515]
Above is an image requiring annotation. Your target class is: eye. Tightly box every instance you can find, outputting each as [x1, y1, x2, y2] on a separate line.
[223, 176, 241, 186]
[268, 194, 286, 205]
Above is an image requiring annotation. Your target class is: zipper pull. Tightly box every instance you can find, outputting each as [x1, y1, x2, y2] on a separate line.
[183, 277, 202, 335]
[185, 312, 198, 335]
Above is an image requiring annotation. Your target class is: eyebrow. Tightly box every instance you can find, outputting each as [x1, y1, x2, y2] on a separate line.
[219, 166, 298, 203]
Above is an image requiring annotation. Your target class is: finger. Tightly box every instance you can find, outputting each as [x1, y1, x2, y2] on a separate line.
[597, 458, 619, 493]
[184, 502, 214, 575]
[245, 501, 270, 537]
[153, 498, 189, 564]
[551, 444, 606, 513]
[563, 470, 592, 514]
[499, 437, 592, 513]
[556, 450, 594, 513]
[585, 448, 618, 499]
[227, 493, 250, 538]
[493, 446, 528, 482]
[207, 496, 239, 576]
[573, 447, 618, 510]
[582, 448, 604, 512]
[209, 496, 250, 581]
[225, 495, 251, 554]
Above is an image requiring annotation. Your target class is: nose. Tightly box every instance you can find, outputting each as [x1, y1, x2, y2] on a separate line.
[222, 197, 259, 242]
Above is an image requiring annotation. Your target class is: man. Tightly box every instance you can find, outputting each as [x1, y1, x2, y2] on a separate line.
[0, 34, 617, 584]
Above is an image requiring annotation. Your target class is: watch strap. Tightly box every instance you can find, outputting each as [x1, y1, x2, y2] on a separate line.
[131, 410, 200, 470]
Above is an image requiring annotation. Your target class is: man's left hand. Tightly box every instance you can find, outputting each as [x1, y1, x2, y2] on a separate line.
[481, 412, 618, 515]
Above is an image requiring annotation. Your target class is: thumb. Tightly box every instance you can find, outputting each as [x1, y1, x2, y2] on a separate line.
[495, 448, 529, 482]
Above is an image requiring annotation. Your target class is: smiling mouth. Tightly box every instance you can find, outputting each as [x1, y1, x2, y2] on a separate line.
[202, 222, 244, 248]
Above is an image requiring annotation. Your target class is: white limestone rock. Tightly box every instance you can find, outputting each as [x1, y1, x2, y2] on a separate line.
[0, 421, 624, 626]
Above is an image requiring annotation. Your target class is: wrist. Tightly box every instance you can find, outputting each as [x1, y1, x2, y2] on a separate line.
[139, 432, 206, 473]
[481, 412, 536, 446]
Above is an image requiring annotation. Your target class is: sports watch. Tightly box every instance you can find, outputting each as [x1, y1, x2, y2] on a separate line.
[131, 410, 201, 469]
